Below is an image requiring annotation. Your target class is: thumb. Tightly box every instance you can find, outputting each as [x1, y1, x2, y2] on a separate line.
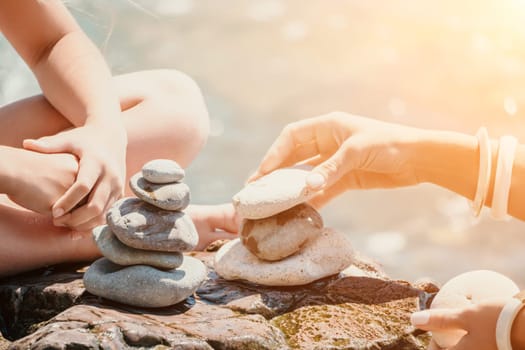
[23, 135, 73, 154]
[306, 141, 356, 191]
[410, 309, 468, 332]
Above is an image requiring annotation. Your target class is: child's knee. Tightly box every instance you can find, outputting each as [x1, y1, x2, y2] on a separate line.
[148, 69, 210, 155]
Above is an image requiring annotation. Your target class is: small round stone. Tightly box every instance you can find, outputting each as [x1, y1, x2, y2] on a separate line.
[215, 228, 354, 286]
[130, 173, 190, 211]
[106, 197, 198, 252]
[93, 225, 183, 269]
[240, 203, 323, 261]
[142, 159, 185, 184]
[83, 256, 207, 308]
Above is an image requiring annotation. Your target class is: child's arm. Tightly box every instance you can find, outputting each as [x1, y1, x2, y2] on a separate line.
[0, 0, 127, 229]
[0, 0, 121, 129]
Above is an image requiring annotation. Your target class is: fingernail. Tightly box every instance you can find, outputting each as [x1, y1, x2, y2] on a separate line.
[53, 208, 64, 218]
[306, 173, 326, 190]
[410, 311, 430, 326]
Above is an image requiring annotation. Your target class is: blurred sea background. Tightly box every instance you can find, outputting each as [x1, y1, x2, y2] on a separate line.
[1, 0, 525, 286]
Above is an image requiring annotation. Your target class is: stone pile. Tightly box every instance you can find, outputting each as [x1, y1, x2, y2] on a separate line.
[215, 165, 355, 286]
[83, 159, 207, 308]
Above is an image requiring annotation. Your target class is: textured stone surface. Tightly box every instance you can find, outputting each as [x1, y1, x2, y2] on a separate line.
[93, 225, 183, 269]
[142, 159, 185, 184]
[216, 228, 354, 286]
[83, 256, 207, 308]
[241, 203, 323, 261]
[107, 197, 198, 252]
[130, 173, 190, 211]
[233, 165, 317, 219]
[1, 250, 433, 350]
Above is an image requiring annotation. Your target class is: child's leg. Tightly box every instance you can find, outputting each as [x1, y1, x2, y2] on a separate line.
[0, 203, 98, 277]
[0, 69, 210, 277]
[0, 69, 210, 179]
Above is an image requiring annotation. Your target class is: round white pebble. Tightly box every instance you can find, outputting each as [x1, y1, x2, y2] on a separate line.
[430, 270, 519, 348]
[142, 159, 185, 184]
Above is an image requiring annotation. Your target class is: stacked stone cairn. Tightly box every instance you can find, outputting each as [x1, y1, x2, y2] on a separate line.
[83, 159, 207, 308]
[214, 165, 355, 286]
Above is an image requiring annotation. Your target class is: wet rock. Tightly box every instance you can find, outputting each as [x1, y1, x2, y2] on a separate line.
[142, 159, 185, 184]
[93, 225, 183, 269]
[2, 251, 432, 350]
[107, 197, 198, 252]
[0, 264, 86, 340]
[9, 305, 213, 350]
[215, 228, 354, 286]
[83, 256, 207, 308]
[130, 173, 190, 211]
[240, 203, 323, 261]
[233, 165, 317, 219]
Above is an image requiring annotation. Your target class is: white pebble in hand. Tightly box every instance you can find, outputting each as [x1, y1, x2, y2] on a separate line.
[429, 270, 519, 348]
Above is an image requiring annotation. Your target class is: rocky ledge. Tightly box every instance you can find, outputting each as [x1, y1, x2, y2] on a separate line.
[0, 247, 434, 350]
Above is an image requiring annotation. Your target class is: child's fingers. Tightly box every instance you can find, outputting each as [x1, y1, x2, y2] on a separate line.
[307, 138, 359, 191]
[449, 337, 470, 350]
[248, 144, 322, 184]
[52, 161, 99, 216]
[411, 309, 468, 332]
[195, 230, 238, 251]
[257, 120, 318, 177]
[62, 179, 111, 228]
[307, 181, 348, 209]
[427, 340, 443, 350]
[204, 203, 240, 233]
[23, 136, 73, 154]
[187, 204, 240, 234]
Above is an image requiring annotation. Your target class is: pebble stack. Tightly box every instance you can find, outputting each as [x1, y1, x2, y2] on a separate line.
[215, 165, 354, 286]
[84, 159, 207, 308]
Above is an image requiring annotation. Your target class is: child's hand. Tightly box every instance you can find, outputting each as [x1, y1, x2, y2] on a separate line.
[185, 204, 239, 250]
[248, 112, 421, 208]
[411, 299, 506, 350]
[7, 150, 78, 215]
[24, 123, 127, 231]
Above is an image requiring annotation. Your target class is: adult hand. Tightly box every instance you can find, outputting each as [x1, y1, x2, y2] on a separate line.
[7, 149, 78, 215]
[185, 203, 239, 251]
[410, 299, 506, 350]
[23, 123, 127, 231]
[249, 112, 422, 208]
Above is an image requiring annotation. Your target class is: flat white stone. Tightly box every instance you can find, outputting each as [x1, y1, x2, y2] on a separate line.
[214, 228, 354, 286]
[142, 159, 185, 184]
[83, 256, 207, 308]
[232, 165, 317, 219]
[430, 270, 519, 348]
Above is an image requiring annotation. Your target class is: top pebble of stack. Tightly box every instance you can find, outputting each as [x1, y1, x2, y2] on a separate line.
[142, 159, 185, 184]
